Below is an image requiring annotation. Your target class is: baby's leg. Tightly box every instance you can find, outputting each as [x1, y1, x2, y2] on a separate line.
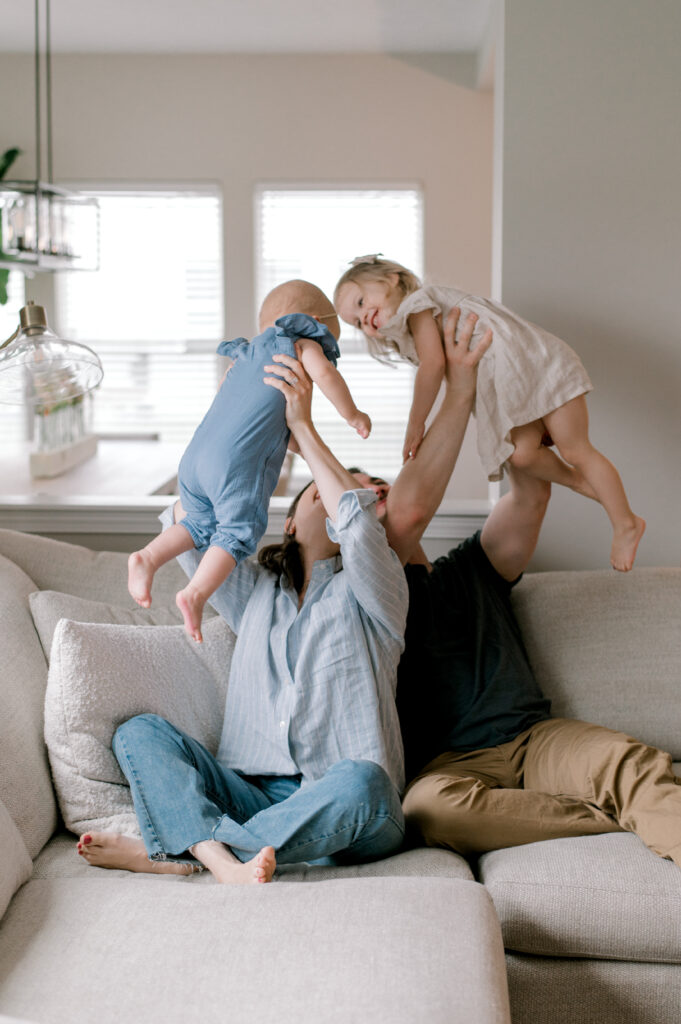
[543, 396, 645, 571]
[508, 420, 599, 500]
[128, 523, 195, 607]
[176, 546, 237, 643]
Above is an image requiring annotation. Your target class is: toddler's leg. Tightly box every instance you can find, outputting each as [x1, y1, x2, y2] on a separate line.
[508, 420, 599, 500]
[176, 546, 237, 643]
[128, 523, 195, 607]
[543, 396, 645, 571]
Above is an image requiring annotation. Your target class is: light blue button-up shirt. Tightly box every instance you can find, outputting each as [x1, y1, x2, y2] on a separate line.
[161, 489, 408, 792]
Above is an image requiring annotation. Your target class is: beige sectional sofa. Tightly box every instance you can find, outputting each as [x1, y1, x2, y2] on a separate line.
[0, 526, 679, 1024]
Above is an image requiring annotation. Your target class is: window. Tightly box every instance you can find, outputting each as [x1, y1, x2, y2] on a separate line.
[255, 186, 423, 486]
[54, 188, 224, 443]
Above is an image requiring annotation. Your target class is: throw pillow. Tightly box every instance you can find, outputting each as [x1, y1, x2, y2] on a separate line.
[44, 614, 234, 838]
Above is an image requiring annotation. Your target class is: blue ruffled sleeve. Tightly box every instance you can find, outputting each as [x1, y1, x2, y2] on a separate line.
[216, 337, 249, 360]
[274, 314, 341, 367]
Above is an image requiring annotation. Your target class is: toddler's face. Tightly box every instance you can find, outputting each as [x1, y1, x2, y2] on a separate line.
[335, 275, 402, 338]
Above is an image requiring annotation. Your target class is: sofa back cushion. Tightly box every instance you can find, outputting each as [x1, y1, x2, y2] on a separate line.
[0, 554, 58, 858]
[0, 527, 188, 608]
[512, 567, 681, 759]
[43, 614, 234, 837]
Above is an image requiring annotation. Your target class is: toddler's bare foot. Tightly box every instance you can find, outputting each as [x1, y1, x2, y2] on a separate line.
[77, 832, 196, 875]
[190, 840, 276, 884]
[611, 515, 646, 571]
[128, 550, 156, 608]
[176, 586, 206, 643]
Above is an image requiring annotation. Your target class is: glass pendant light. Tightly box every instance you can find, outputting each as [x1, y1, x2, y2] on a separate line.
[0, 301, 103, 408]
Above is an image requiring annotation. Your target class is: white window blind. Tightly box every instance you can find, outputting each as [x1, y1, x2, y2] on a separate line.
[0, 270, 27, 441]
[255, 187, 423, 484]
[54, 189, 224, 443]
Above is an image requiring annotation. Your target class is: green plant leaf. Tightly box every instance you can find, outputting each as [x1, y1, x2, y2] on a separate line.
[0, 147, 21, 181]
[0, 268, 8, 305]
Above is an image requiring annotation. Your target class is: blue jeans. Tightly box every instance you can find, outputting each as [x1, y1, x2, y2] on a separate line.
[112, 714, 405, 866]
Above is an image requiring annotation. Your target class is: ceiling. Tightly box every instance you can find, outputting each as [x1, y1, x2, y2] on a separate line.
[0, 0, 494, 55]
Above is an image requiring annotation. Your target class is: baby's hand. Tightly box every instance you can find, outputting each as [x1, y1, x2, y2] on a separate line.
[350, 411, 372, 439]
[402, 422, 425, 462]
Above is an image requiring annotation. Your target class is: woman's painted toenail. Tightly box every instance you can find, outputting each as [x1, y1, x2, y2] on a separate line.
[83, 835, 92, 843]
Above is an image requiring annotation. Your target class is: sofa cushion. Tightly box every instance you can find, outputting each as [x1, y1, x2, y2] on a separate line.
[506, 953, 681, 1024]
[0, 877, 510, 1024]
[32, 831, 475, 883]
[0, 797, 33, 921]
[512, 567, 681, 760]
[44, 615, 234, 837]
[479, 832, 681, 963]
[0, 527, 187, 607]
[0, 554, 57, 859]
[30, 590, 184, 659]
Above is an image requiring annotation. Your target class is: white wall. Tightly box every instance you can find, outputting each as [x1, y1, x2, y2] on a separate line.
[0, 51, 493, 501]
[497, 0, 681, 569]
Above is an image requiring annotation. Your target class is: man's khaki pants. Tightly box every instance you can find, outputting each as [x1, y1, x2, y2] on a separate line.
[402, 718, 681, 868]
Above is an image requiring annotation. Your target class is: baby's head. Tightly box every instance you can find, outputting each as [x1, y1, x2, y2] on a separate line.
[333, 256, 421, 356]
[258, 279, 341, 340]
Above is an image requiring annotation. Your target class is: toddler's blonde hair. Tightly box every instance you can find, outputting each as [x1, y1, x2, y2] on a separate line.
[333, 255, 421, 362]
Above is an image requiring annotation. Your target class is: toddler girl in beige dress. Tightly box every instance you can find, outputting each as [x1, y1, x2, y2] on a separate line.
[334, 255, 644, 571]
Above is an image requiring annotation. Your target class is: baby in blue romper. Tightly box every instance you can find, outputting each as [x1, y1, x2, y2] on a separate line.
[128, 279, 371, 642]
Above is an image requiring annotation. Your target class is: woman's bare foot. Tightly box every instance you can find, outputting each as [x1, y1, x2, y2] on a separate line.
[128, 550, 156, 608]
[176, 586, 206, 643]
[611, 515, 646, 571]
[190, 839, 276, 884]
[77, 832, 196, 875]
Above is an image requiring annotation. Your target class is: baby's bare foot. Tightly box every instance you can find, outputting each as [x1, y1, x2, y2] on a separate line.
[190, 840, 276, 884]
[77, 832, 195, 875]
[611, 515, 646, 572]
[176, 586, 206, 643]
[128, 550, 156, 608]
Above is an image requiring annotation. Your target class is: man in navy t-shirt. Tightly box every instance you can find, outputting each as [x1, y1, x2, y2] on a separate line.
[354, 308, 681, 869]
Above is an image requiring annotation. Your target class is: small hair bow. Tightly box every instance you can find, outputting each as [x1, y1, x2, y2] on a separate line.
[350, 253, 384, 266]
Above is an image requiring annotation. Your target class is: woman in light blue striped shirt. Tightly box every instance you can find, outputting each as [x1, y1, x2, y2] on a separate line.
[79, 339, 411, 884]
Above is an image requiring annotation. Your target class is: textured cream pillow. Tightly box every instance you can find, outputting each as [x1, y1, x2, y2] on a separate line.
[43, 614, 234, 837]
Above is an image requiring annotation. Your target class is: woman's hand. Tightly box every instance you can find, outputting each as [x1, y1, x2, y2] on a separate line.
[263, 345, 313, 439]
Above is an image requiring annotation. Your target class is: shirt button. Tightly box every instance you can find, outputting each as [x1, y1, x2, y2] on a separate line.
[279, 721, 286, 729]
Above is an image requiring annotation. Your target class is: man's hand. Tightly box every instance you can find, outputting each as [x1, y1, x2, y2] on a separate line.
[263, 345, 313, 440]
[443, 308, 492, 397]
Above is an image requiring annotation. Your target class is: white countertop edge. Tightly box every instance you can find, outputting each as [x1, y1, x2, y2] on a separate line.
[0, 495, 492, 537]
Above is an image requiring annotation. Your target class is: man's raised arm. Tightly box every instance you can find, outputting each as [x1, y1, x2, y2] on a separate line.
[383, 309, 492, 566]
